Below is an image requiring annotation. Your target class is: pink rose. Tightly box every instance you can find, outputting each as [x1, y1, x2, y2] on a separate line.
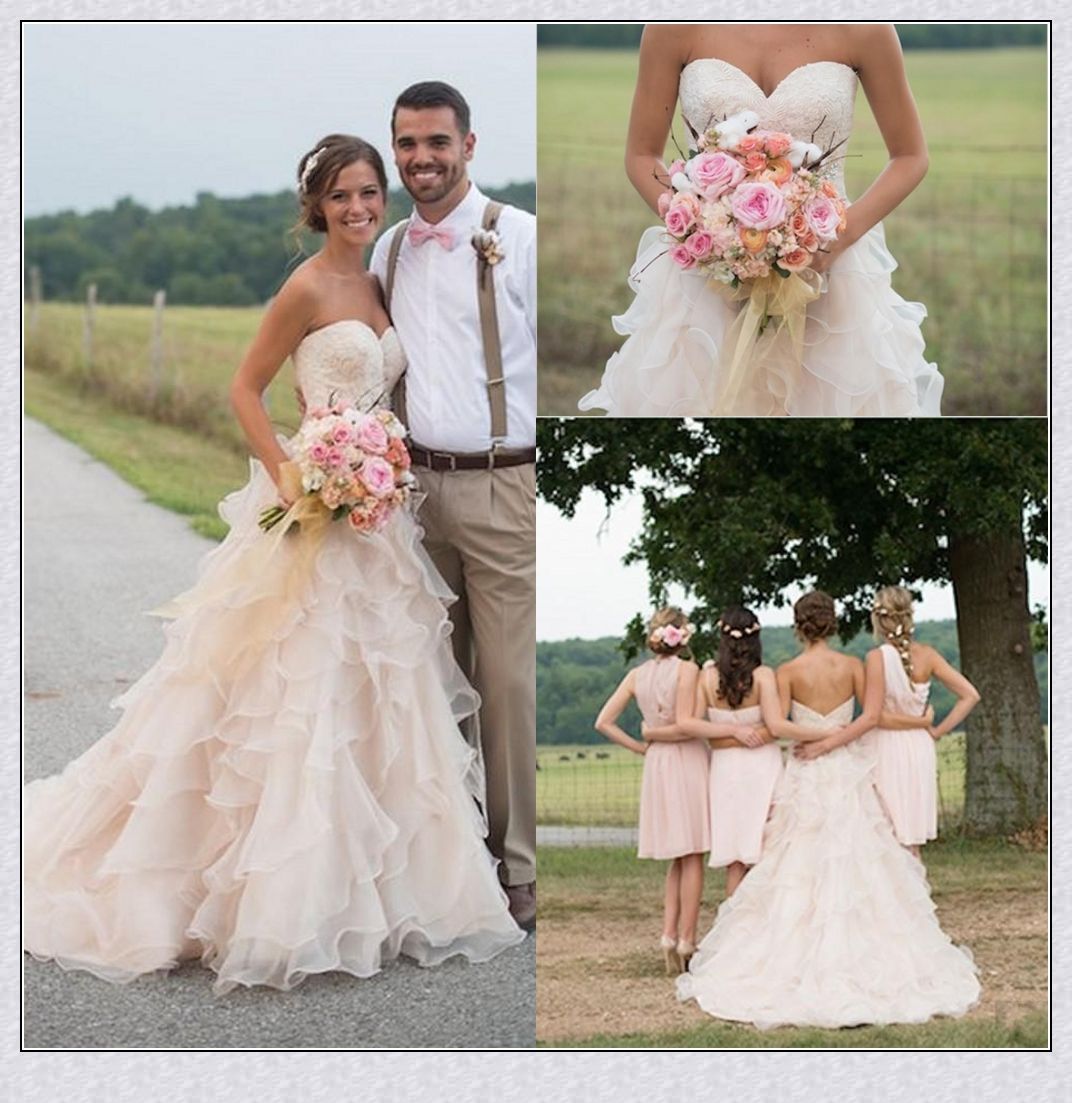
[360, 456, 396, 498]
[310, 442, 329, 464]
[730, 181, 789, 230]
[803, 195, 841, 241]
[684, 230, 715, 260]
[687, 151, 746, 199]
[332, 424, 352, 444]
[657, 191, 672, 216]
[665, 201, 697, 238]
[355, 416, 389, 455]
[661, 625, 684, 647]
[669, 243, 696, 269]
[325, 447, 344, 469]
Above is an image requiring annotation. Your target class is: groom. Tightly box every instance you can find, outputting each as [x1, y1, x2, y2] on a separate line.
[370, 81, 536, 930]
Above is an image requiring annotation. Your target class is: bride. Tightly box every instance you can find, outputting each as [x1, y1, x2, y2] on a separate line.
[23, 134, 524, 994]
[676, 592, 979, 1029]
[579, 23, 944, 417]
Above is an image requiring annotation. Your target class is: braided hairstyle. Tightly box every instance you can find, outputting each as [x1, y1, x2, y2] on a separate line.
[871, 585, 915, 677]
[793, 590, 838, 643]
[715, 606, 762, 708]
[646, 606, 695, 661]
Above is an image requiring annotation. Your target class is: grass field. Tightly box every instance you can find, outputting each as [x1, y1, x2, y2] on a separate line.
[538, 735, 969, 832]
[24, 302, 302, 539]
[536, 840, 1047, 1047]
[537, 47, 1047, 416]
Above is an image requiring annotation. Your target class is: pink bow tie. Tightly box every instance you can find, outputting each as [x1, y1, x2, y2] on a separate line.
[407, 223, 455, 249]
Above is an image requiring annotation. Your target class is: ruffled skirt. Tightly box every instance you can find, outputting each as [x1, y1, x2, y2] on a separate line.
[676, 740, 978, 1028]
[579, 222, 944, 417]
[23, 457, 523, 994]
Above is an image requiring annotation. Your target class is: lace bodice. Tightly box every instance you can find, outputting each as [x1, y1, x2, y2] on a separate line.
[292, 321, 406, 410]
[678, 59, 858, 193]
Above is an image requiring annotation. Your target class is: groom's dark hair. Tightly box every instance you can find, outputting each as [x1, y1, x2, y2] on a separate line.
[392, 81, 471, 136]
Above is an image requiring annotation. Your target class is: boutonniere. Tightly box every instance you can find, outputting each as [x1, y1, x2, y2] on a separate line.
[472, 229, 505, 288]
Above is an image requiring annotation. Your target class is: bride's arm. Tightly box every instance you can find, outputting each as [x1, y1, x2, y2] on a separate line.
[229, 275, 316, 500]
[813, 24, 929, 273]
[625, 25, 693, 215]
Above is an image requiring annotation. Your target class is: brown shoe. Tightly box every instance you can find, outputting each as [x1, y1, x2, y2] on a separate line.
[505, 882, 536, 932]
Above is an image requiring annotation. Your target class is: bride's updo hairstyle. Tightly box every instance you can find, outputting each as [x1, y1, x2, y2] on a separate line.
[296, 134, 388, 233]
[646, 607, 695, 660]
[871, 584, 916, 677]
[793, 591, 838, 643]
[716, 606, 762, 708]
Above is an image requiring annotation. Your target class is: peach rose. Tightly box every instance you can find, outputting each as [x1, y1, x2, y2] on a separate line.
[779, 247, 813, 272]
[737, 134, 764, 153]
[764, 132, 792, 157]
[743, 151, 768, 174]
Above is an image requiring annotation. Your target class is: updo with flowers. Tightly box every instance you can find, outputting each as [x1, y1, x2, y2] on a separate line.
[871, 585, 915, 677]
[646, 606, 696, 659]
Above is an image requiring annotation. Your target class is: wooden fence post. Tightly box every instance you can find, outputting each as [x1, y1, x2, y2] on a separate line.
[28, 266, 42, 335]
[149, 289, 166, 399]
[82, 283, 97, 372]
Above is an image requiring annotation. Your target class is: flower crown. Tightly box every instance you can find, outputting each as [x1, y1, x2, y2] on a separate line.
[719, 619, 760, 640]
[300, 147, 326, 194]
[650, 621, 696, 648]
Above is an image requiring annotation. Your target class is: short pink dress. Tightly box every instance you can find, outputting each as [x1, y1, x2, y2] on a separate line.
[636, 657, 711, 859]
[873, 644, 937, 845]
[707, 704, 784, 869]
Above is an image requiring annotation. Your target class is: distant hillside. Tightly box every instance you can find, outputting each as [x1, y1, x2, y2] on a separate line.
[536, 25, 1046, 51]
[537, 621, 1048, 745]
[24, 181, 536, 306]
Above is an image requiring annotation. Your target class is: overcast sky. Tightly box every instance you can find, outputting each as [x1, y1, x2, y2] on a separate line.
[22, 22, 535, 217]
[537, 491, 1050, 642]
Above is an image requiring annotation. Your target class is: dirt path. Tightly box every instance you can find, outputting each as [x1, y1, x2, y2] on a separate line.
[537, 887, 1047, 1044]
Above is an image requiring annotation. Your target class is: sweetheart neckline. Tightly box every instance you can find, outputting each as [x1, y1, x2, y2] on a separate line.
[301, 319, 395, 345]
[680, 57, 857, 102]
[790, 697, 855, 721]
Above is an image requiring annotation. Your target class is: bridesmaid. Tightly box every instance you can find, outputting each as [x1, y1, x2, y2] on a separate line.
[594, 608, 711, 973]
[646, 608, 782, 899]
[869, 585, 981, 861]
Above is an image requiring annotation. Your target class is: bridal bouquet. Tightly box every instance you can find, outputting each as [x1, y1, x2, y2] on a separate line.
[259, 402, 416, 535]
[659, 110, 847, 284]
[657, 110, 848, 410]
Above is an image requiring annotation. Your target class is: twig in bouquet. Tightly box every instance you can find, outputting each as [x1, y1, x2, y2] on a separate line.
[681, 114, 700, 148]
[810, 135, 850, 170]
[809, 115, 828, 144]
[652, 164, 671, 188]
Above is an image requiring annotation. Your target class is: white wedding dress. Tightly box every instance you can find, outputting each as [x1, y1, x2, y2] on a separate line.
[676, 700, 979, 1029]
[579, 59, 945, 416]
[23, 321, 524, 994]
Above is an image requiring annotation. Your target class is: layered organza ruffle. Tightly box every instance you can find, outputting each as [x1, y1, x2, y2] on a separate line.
[24, 458, 524, 994]
[578, 222, 944, 417]
[676, 710, 978, 1029]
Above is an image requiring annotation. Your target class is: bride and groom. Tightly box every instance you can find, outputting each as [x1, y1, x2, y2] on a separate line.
[24, 81, 536, 993]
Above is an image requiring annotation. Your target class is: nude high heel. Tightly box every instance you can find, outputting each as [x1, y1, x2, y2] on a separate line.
[676, 939, 696, 972]
[660, 935, 680, 975]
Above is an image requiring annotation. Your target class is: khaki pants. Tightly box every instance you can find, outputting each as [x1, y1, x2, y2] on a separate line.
[414, 463, 536, 886]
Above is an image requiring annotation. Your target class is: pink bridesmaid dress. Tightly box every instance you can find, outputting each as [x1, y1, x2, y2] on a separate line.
[873, 644, 937, 845]
[635, 656, 710, 859]
[706, 704, 784, 868]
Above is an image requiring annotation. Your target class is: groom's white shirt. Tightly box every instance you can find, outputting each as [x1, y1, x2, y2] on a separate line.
[371, 183, 536, 453]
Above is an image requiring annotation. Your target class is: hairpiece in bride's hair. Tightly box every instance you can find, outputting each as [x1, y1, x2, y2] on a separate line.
[300, 147, 326, 194]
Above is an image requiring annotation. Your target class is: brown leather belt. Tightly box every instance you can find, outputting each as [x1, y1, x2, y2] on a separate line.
[409, 445, 536, 472]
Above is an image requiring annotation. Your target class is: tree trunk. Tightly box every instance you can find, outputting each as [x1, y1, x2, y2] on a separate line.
[949, 526, 1046, 835]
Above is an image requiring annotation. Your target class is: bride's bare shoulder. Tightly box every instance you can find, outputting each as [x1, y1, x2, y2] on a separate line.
[640, 23, 694, 65]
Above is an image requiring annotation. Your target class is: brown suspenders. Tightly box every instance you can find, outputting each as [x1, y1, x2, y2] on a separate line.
[383, 201, 507, 446]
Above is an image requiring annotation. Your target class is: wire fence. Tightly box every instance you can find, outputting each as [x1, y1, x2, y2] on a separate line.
[536, 734, 967, 846]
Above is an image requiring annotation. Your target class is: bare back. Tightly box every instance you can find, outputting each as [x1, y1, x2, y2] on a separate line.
[778, 645, 861, 715]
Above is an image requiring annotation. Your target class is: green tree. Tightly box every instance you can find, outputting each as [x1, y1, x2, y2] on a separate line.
[538, 418, 1047, 835]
